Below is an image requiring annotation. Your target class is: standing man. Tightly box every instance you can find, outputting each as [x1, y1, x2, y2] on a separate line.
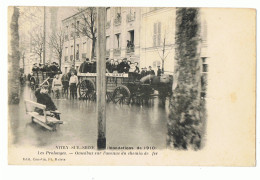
[157, 66, 162, 76]
[52, 74, 62, 99]
[61, 73, 70, 98]
[68, 64, 77, 78]
[79, 58, 88, 73]
[147, 66, 155, 75]
[69, 72, 78, 99]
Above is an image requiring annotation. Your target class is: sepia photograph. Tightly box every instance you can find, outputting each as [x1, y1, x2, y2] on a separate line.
[7, 5, 255, 166]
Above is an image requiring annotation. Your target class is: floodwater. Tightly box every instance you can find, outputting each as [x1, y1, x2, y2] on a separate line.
[9, 84, 170, 149]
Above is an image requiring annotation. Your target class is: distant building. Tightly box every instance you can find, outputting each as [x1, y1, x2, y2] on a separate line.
[61, 7, 141, 73]
[140, 7, 176, 74]
[61, 7, 208, 75]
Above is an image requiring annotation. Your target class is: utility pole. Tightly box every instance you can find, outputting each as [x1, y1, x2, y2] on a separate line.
[96, 7, 106, 150]
[43, 6, 46, 65]
[162, 36, 166, 74]
[73, 17, 76, 66]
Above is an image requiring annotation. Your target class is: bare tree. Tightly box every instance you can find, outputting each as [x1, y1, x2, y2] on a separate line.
[154, 33, 174, 74]
[74, 7, 97, 59]
[48, 28, 65, 68]
[31, 31, 44, 63]
[8, 6, 20, 104]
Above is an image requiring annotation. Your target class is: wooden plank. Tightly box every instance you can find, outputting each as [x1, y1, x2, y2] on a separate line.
[46, 116, 63, 124]
[27, 112, 46, 122]
[32, 118, 53, 131]
[25, 99, 46, 109]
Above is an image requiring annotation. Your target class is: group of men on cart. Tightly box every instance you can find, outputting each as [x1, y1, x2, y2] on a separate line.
[31, 62, 61, 78]
[78, 57, 161, 78]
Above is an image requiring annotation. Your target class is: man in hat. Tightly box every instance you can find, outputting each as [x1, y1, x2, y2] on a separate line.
[140, 67, 147, 78]
[147, 66, 155, 75]
[32, 63, 39, 73]
[35, 85, 60, 119]
[68, 64, 77, 78]
[122, 58, 130, 73]
[117, 59, 123, 73]
[91, 59, 96, 73]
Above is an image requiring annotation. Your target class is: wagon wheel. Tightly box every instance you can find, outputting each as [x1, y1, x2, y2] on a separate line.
[79, 79, 95, 100]
[112, 85, 131, 105]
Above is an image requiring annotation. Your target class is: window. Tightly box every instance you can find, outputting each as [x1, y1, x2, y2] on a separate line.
[76, 44, 79, 60]
[153, 22, 161, 46]
[76, 21, 79, 29]
[129, 30, 134, 45]
[115, 33, 120, 48]
[106, 36, 110, 50]
[106, 8, 111, 22]
[153, 60, 161, 68]
[71, 45, 74, 55]
[65, 67, 68, 73]
[65, 47, 68, 56]
[83, 42, 87, 53]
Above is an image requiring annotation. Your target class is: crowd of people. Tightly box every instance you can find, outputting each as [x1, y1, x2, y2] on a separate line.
[31, 62, 61, 78]
[79, 57, 162, 78]
[29, 58, 163, 101]
[30, 59, 164, 121]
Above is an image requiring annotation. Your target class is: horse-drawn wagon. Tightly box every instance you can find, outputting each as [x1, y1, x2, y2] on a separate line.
[77, 72, 173, 105]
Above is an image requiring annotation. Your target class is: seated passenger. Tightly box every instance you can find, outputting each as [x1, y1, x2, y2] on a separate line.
[35, 85, 60, 119]
[112, 61, 119, 73]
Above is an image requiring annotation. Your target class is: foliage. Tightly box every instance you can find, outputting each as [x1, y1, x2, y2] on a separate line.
[9, 7, 20, 104]
[168, 8, 205, 150]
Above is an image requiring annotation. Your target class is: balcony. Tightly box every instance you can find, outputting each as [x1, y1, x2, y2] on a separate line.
[106, 50, 110, 57]
[126, 46, 135, 53]
[106, 21, 111, 29]
[82, 53, 86, 59]
[70, 55, 73, 61]
[114, 14, 121, 26]
[126, 13, 135, 22]
[113, 48, 121, 56]
[65, 56, 68, 62]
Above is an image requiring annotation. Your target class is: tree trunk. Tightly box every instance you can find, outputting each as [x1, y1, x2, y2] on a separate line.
[59, 55, 62, 70]
[167, 8, 203, 150]
[8, 7, 20, 104]
[91, 37, 96, 59]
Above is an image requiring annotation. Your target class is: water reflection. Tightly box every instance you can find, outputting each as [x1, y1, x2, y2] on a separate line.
[9, 85, 170, 149]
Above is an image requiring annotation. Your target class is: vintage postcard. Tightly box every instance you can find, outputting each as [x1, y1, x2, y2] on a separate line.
[8, 7, 256, 166]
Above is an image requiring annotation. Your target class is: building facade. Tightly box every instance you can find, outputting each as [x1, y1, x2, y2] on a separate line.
[61, 7, 208, 75]
[61, 7, 141, 73]
[140, 7, 176, 74]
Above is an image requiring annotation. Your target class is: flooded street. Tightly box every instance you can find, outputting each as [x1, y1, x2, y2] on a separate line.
[9, 84, 170, 149]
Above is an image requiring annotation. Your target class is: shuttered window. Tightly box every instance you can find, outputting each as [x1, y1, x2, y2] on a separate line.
[153, 22, 161, 47]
